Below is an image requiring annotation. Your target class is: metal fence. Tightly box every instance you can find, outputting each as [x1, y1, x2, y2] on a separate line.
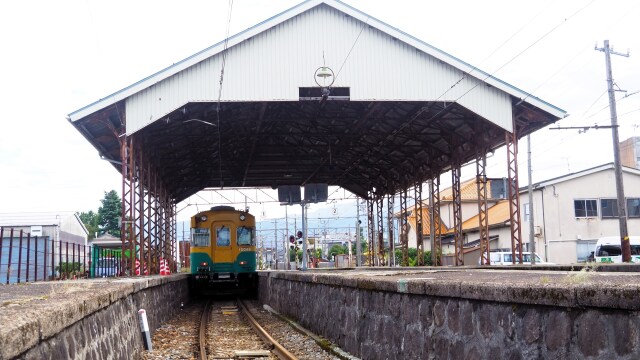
[0, 227, 92, 284]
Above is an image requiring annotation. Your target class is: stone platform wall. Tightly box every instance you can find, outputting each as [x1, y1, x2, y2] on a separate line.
[2, 275, 190, 360]
[258, 270, 640, 359]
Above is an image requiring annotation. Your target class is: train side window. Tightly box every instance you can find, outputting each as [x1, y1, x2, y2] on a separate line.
[216, 226, 231, 247]
[191, 228, 210, 247]
[237, 226, 255, 246]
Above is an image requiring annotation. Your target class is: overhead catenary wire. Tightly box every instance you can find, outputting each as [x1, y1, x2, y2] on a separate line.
[333, 15, 370, 83]
[215, 0, 234, 188]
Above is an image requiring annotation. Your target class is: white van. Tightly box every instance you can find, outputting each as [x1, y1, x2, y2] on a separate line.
[593, 236, 640, 263]
[481, 251, 550, 265]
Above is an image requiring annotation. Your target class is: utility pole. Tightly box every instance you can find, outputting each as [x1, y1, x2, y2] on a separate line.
[596, 40, 631, 262]
[273, 219, 278, 270]
[285, 206, 289, 270]
[527, 135, 536, 264]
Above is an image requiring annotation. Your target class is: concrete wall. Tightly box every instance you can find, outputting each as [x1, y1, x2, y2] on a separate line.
[259, 270, 640, 359]
[1, 275, 190, 360]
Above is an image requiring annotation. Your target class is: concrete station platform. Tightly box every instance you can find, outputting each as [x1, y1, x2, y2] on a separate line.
[258, 265, 640, 359]
[266, 265, 640, 310]
[0, 275, 189, 360]
[2, 266, 639, 359]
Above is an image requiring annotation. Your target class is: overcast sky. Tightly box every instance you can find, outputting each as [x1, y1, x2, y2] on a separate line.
[1, 0, 639, 223]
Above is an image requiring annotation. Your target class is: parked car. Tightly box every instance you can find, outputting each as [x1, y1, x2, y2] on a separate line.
[480, 251, 552, 265]
[594, 236, 640, 263]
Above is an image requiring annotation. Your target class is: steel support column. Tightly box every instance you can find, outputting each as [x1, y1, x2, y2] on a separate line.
[376, 195, 384, 266]
[367, 197, 375, 266]
[121, 136, 135, 276]
[146, 160, 153, 275]
[429, 176, 442, 266]
[414, 183, 424, 266]
[171, 201, 177, 271]
[400, 189, 409, 266]
[387, 194, 394, 267]
[476, 151, 490, 265]
[136, 147, 146, 276]
[158, 185, 166, 272]
[506, 129, 523, 264]
[452, 165, 463, 266]
[152, 173, 160, 274]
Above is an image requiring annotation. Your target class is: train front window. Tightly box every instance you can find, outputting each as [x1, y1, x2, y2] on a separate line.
[237, 226, 255, 246]
[191, 228, 210, 247]
[216, 226, 231, 247]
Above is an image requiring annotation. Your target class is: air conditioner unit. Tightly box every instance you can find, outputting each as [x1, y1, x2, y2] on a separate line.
[534, 226, 542, 236]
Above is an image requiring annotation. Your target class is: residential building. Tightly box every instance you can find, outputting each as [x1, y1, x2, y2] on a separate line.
[620, 136, 640, 170]
[0, 212, 89, 282]
[405, 163, 640, 264]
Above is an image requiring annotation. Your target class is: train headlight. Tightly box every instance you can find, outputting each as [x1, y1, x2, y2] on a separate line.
[239, 261, 247, 265]
[200, 215, 207, 222]
[199, 262, 208, 267]
[239, 214, 246, 221]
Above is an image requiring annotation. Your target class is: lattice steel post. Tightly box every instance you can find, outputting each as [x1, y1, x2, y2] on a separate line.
[400, 189, 409, 266]
[157, 185, 165, 273]
[121, 135, 135, 276]
[429, 176, 442, 266]
[452, 165, 463, 266]
[146, 161, 153, 275]
[367, 197, 375, 266]
[170, 201, 177, 272]
[129, 139, 138, 276]
[387, 194, 395, 267]
[376, 196, 384, 266]
[136, 147, 146, 276]
[476, 151, 490, 265]
[163, 187, 171, 266]
[506, 129, 523, 264]
[414, 183, 424, 266]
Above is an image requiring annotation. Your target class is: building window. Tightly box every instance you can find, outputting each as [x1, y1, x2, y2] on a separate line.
[600, 198, 619, 219]
[628, 198, 640, 218]
[523, 203, 530, 222]
[574, 199, 597, 218]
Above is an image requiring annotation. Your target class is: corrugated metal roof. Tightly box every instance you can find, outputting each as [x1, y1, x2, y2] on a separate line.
[407, 205, 448, 236]
[459, 200, 510, 232]
[68, 0, 567, 202]
[68, 0, 566, 125]
[440, 178, 486, 201]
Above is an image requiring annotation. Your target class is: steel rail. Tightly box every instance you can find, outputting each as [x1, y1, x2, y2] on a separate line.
[237, 299, 298, 360]
[199, 300, 211, 360]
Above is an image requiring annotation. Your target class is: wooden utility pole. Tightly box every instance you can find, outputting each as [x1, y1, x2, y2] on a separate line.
[595, 40, 631, 262]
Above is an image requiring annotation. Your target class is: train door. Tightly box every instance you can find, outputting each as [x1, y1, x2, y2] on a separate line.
[212, 222, 234, 266]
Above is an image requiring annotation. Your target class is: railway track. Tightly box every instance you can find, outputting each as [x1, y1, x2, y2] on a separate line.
[142, 298, 347, 360]
[199, 298, 296, 360]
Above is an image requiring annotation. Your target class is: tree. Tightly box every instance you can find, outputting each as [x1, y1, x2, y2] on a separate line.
[329, 244, 346, 259]
[98, 190, 122, 237]
[78, 211, 99, 240]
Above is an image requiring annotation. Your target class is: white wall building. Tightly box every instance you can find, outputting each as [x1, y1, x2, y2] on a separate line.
[407, 163, 640, 264]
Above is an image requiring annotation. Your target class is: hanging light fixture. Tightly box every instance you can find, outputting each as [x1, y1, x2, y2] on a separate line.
[315, 51, 334, 87]
[314, 66, 335, 88]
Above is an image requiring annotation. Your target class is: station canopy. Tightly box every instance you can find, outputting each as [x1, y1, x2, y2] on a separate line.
[69, 0, 566, 202]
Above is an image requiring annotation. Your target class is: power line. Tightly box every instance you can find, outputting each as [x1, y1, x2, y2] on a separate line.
[215, 0, 234, 188]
